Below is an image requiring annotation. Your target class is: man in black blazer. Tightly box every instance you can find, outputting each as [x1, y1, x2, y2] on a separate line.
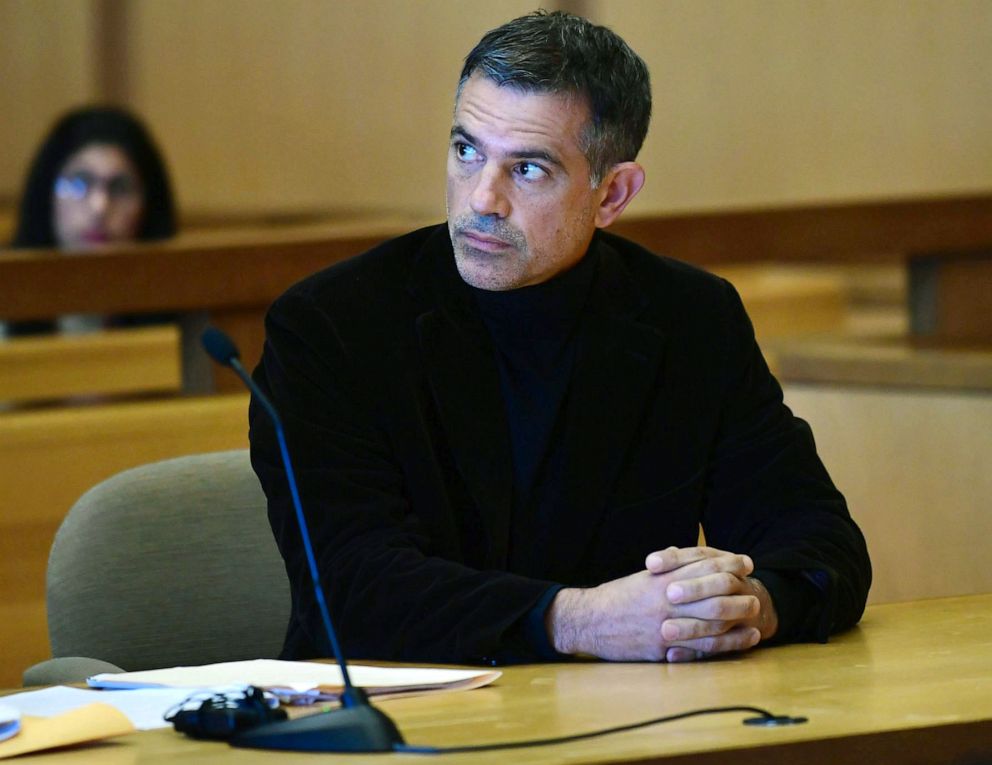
[250, 11, 871, 666]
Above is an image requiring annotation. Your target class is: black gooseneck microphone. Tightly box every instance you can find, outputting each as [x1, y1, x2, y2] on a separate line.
[200, 326, 404, 752]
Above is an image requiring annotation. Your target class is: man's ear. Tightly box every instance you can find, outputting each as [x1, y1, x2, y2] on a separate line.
[594, 162, 646, 229]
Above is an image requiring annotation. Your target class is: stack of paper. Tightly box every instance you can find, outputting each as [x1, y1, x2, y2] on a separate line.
[88, 659, 501, 704]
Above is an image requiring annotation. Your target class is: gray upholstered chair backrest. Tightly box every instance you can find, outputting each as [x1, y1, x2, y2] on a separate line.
[45, 449, 289, 671]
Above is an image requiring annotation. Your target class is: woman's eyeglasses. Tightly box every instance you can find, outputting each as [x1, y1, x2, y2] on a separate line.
[54, 171, 142, 202]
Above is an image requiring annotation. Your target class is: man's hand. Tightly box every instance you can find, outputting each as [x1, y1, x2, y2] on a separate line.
[647, 546, 778, 663]
[545, 546, 776, 662]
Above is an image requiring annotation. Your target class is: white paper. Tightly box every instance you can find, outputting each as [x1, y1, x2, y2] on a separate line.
[0, 705, 20, 742]
[88, 659, 500, 701]
[1, 685, 197, 730]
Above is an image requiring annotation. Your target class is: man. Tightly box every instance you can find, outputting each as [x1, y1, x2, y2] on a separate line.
[250, 11, 871, 666]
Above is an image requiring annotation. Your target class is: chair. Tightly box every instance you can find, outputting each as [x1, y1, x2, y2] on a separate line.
[23, 450, 290, 686]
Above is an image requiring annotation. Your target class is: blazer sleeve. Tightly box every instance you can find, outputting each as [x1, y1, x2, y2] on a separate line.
[700, 279, 872, 642]
[249, 289, 554, 665]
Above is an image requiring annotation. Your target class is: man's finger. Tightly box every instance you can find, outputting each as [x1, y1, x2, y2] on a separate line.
[661, 595, 760, 643]
[664, 594, 760, 632]
[665, 647, 699, 663]
[666, 565, 753, 604]
[645, 545, 738, 574]
[661, 617, 731, 641]
[664, 625, 761, 657]
[666, 553, 754, 586]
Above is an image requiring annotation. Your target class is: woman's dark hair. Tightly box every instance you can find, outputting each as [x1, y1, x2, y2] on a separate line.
[11, 106, 177, 248]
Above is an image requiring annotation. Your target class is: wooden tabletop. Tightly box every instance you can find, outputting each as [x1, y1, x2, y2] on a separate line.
[12, 593, 992, 764]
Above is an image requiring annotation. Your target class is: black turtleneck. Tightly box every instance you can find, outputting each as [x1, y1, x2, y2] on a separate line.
[469, 250, 599, 660]
[471, 250, 597, 508]
[470, 250, 598, 513]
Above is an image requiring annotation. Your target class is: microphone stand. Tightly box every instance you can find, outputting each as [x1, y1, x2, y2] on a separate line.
[201, 328, 405, 752]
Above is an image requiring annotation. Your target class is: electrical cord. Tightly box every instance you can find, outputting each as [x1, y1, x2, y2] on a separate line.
[393, 704, 807, 754]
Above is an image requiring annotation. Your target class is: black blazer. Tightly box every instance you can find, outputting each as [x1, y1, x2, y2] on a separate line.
[250, 224, 871, 664]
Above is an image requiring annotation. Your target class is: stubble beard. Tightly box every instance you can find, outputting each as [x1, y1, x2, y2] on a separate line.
[448, 213, 530, 291]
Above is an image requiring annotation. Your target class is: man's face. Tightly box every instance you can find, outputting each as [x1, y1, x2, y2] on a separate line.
[446, 74, 606, 291]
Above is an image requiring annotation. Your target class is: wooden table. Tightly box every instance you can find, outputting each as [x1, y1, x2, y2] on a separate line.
[12, 594, 992, 763]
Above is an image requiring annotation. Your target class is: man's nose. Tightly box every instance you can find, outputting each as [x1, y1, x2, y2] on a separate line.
[469, 166, 510, 218]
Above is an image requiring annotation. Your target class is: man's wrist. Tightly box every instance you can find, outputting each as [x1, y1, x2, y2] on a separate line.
[545, 587, 587, 655]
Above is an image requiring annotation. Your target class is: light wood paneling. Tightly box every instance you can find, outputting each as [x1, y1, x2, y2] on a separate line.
[0, 394, 250, 687]
[4, 3, 990, 218]
[782, 383, 992, 605]
[597, 1, 992, 215]
[0, 0, 97, 199]
[125, 0, 538, 218]
[0, 326, 181, 403]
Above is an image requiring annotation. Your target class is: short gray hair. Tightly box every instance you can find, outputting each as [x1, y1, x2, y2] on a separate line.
[458, 10, 651, 186]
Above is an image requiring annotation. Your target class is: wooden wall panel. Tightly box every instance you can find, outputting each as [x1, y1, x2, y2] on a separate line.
[0, 0, 98, 201]
[125, 0, 538, 219]
[595, 1, 992, 215]
[5, 2, 990, 221]
[783, 383, 992, 605]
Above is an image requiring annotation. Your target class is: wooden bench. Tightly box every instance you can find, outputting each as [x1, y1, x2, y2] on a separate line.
[0, 393, 250, 687]
[0, 325, 181, 404]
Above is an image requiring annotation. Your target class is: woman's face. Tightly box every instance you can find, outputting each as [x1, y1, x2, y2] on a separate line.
[52, 143, 145, 250]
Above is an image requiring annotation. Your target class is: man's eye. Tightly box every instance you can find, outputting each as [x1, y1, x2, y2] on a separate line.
[516, 162, 547, 180]
[455, 143, 479, 161]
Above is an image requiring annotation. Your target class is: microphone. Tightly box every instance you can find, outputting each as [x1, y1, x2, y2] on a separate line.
[200, 326, 404, 752]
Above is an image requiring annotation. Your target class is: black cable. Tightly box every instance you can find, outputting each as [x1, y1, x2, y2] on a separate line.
[393, 705, 806, 754]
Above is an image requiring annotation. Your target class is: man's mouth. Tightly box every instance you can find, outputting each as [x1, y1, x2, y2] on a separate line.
[459, 230, 512, 252]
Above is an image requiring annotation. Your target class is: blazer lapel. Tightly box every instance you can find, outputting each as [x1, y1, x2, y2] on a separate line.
[412, 233, 514, 569]
[547, 240, 668, 580]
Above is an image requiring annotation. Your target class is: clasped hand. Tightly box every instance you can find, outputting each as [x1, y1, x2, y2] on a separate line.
[548, 546, 778, 662]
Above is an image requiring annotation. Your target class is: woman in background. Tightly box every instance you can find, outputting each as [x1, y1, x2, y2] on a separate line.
[12, 105, 176, 249]
[6, 106, 178, 335]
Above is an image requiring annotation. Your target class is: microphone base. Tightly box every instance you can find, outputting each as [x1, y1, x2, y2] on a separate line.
[230, 702, 405, 752]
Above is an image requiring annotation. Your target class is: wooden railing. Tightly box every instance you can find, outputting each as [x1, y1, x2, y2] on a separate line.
[0, 215, 426, 392]
[2, 194, 990, 396]
[610, 193, 992, 264]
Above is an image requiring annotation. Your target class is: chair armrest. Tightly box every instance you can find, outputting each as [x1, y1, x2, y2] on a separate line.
[23, 657, 125, 687]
